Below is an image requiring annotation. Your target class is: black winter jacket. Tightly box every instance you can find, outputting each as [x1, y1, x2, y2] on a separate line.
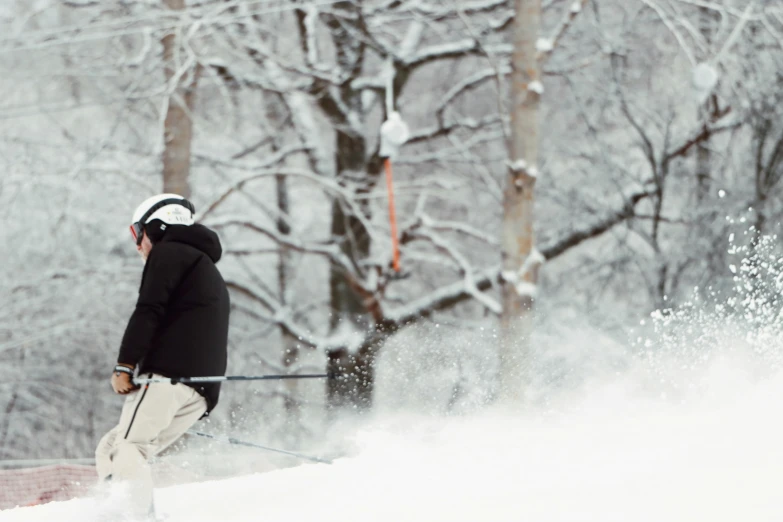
[118, 224, 230, 414]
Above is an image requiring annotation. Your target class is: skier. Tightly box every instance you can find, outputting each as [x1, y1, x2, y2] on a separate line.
[95, 194, 230, 518]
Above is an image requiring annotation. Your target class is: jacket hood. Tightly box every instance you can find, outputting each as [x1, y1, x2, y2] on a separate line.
[161, 224, 223, 262]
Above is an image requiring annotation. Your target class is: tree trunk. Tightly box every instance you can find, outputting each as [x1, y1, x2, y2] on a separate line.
[499, 0, 541, 403]
[326, 166, 373, 411]
[695, 132, 710, 202]
[275, 152, 300, 420]
[753, 196, 766, 245]
[326, 348, 375, 410]
[161, 0, 198, 198]
[326, 320, 396, 411]
[322, 0, 373, 406]
[695, 7, 717, 202]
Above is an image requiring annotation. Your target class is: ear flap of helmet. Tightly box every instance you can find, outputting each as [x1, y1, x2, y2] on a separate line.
[143, 219, 168, 244]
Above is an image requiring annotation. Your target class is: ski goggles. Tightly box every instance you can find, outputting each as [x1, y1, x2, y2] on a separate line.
[129, 222, 144, 246]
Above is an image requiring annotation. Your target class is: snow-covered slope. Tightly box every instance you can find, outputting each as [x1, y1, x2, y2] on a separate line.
[3, 353, 783, 522]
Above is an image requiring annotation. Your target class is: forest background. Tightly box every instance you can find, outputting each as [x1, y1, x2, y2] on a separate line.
[1, 0, 782, 468]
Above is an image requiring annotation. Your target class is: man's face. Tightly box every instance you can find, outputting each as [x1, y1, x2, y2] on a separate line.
[137, 232, 153, 261]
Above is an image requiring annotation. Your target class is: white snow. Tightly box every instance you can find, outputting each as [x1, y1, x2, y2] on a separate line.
[399, 19, 425, 60]
[379, 112, 410, 159]
[692, 62, 719, 103]
[515, 280, 538, 297]
[570, 1, 582, 13]
[503, 249, 546, 292]
[507, 159, 527, 172]
[360, 89, 377, 112]
[536, 38, 553, 53]
[530, 248, 546, 264]
[304, 5, 319, 65]
[692, 62, 719, 91]
[527, 80, 544, 94]
[5, 355, 783, 521]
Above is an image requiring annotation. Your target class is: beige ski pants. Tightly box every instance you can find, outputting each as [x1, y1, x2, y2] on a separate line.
[95, 374, 207, 512]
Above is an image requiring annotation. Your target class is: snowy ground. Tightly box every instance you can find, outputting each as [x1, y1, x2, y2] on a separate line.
[3, 348, 783, 522]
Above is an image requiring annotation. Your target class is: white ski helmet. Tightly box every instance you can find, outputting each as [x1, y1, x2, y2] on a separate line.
[130, 193, 195, 245]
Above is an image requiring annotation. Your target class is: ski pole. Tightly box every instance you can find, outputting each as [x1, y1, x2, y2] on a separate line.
[187, 430, 333, 464]
[134, 373, 329, 385]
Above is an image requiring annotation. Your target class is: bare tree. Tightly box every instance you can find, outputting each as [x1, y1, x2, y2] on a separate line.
[162, 0, 199, 197]
[5, 0, 783, 462]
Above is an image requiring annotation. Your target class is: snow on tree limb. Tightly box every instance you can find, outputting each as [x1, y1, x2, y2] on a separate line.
[196, 144, 308, 171]
[639, 0, 698, 65]
[351, 76, 385, 91]
[302, 4, 319, 66]
[228, 282, 358, 352]
[416, 215, 500, 246]
[501, 248, 545, 298]
[406, 41, 512, 67]
[385, 266, 501, 324]
[198, 168, 372, 233]
[537, 0, 589, 63]
[406, 229, 475, 275]
[284, 92, 333, 176]
[436, 66, 511, 117]
[714, 0, 759, 63]
[212, 217, 368, 287]
[395, 129, 505, 164]
[402, 0, 508, 18]
[399, 19, 426, 60]
[405, 116, 506, 146]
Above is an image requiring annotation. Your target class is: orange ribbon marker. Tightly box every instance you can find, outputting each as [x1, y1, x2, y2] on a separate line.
[380, 111, 409, 273]
[384, 157, 401, 272]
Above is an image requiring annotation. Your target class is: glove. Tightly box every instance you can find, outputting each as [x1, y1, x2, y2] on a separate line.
[111, 364, 138, 395]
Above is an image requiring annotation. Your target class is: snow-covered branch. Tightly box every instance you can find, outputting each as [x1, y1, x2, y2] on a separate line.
[405, 230, 475, 275]
[395, 129, 505, 164]
[400, 0, 509, 19]
[397, 228, 503, 315]
[198, 168, 372, 238]
[415, 215, 500, 247]
[436, 67, 510, 118]
[211, 217, 361, 281]
[195, 144, 308, 171]
[385, 266, 501, 324]
[405, 116, 506, 146]
[406, 41, 512, 67]
[228, 283, 357, 352]
[537, 0, 589, 63]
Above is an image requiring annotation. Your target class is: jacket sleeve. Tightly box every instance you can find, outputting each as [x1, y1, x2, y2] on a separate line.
[117, 244, 188, 366]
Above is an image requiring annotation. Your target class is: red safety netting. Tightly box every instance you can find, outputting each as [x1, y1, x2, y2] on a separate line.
[0, 464, 97, 510]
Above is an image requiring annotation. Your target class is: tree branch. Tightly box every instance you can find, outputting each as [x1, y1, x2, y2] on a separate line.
[664, 115, 739, 162]
[537, 0, 590, 64]
[213, 218, 360, 278]
[406, 41, 512, 68]
[541, 187, 656, 260]
[385, 266, 501, 325]
[405, 116, 505, 146]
